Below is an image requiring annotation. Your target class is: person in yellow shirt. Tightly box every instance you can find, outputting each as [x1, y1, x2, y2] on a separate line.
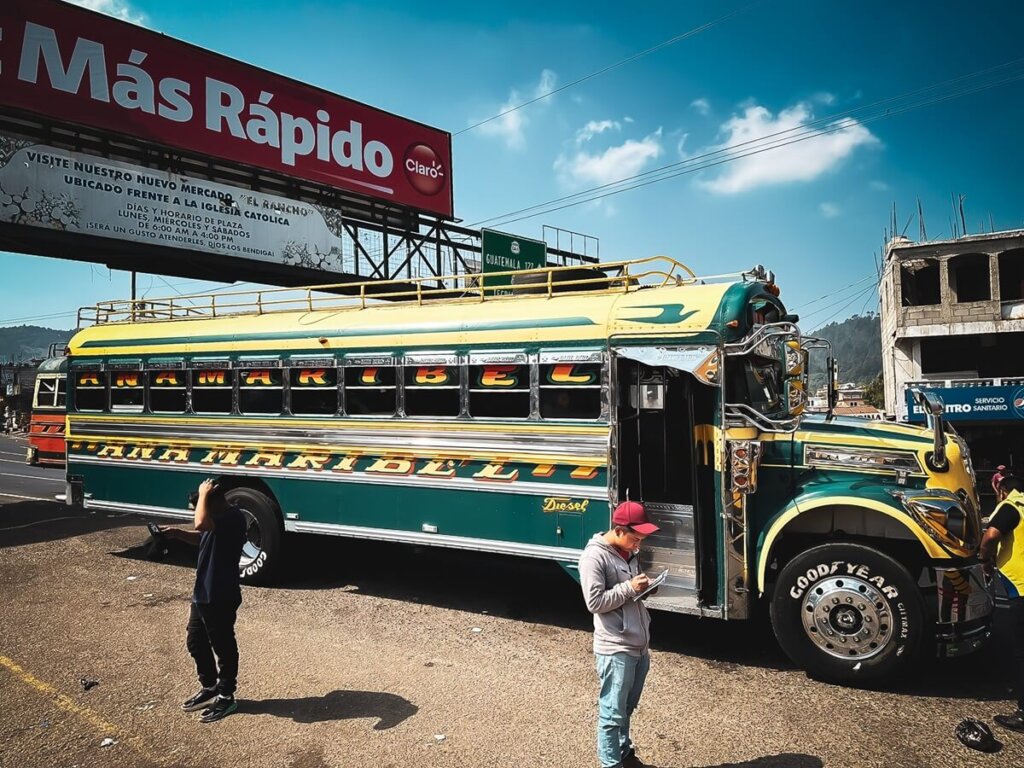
[980, 474, 1024, 732]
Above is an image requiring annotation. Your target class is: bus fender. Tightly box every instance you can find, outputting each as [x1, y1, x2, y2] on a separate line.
[756, 495, 947, 596]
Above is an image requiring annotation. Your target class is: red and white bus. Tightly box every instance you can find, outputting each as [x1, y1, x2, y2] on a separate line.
[27, 355, 67, 467]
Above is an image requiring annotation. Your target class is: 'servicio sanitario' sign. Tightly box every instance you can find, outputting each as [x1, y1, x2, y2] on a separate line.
[0, 133, 358, 273]
[0, 0, 453, 217]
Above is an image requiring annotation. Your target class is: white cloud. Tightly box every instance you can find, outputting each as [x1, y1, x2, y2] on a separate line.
[690, 98, 711, 116]
[576, 120, 621, 145]
[69, 0, 146, 25]
[813, 92, 836, 105]
[819, 202, 840, 218]
[474, 69, 558, 151]
[697, 102, 879, 195]
[556, 128, 663, 188]
[869, 180, 890, 191]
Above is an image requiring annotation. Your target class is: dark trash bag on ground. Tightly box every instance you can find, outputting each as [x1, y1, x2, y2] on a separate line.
[955, 718, 1001, 753]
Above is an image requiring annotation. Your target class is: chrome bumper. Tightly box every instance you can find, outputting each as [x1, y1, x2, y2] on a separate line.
[933, 563, 993, 657]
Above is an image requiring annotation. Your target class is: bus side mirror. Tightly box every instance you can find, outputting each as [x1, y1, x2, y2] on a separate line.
[827, 357, 839, 411]
[913, 389, 948, 472]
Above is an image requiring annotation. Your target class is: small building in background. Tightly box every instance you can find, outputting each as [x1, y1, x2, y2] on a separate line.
[833, 403, 884, 420]
[880, 229, 1024, 510]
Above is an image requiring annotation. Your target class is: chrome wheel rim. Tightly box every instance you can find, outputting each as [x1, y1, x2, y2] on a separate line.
[800, 576, 891, 661]
[238, 508, 263, 569]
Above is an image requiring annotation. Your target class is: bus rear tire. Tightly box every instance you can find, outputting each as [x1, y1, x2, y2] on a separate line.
[225, 486, 282, 586]
[770, 543, 924, 683]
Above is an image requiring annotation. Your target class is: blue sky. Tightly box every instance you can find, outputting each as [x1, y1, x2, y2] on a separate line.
[3, 0, 1023, 331]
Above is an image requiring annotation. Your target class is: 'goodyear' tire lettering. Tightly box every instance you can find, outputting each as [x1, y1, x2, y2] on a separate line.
[789, 560, 900, 600]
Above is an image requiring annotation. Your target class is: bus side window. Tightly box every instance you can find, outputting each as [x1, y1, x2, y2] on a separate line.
[345, 366, 396, 416]
[239, 368, 283, 415]
[74, 371, 106, 412]
[56, 376, 67, 408]
[149, 370, 186, 413]
[469, 364, 530, 419]
[290, 367, 339, 416]
[539, 363, 602, 420]
[36, 378, 58, 408]
[110, 371, 145, 413]
[404, 364, 460, 417]
[192, 368, 234, 414]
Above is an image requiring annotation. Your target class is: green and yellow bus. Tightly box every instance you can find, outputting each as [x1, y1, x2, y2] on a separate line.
[65, 257, 991, 682]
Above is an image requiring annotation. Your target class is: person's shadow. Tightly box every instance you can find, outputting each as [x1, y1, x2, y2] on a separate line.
[241, 690, 417, 730]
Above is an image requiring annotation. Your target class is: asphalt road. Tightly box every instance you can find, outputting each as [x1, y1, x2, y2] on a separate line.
[1, 432, 1023, 768]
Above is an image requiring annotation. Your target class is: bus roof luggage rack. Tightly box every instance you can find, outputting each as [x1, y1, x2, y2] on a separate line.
[77, 256, 760, 327]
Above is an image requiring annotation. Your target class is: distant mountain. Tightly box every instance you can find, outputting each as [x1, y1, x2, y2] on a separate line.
[0, 325, 74, 363]
[808, 313, 882, 388]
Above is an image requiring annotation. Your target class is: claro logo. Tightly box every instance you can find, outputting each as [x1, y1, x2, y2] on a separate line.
[404, 143, 446, 196]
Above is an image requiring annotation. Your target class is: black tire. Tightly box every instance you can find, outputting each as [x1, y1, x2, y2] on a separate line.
[224, 486, 282, 586]
[510, 267, 607, 295]
[770, 543, 924, 683]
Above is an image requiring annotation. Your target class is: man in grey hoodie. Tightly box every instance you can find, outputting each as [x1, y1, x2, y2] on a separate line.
[579, 501, 660, 768]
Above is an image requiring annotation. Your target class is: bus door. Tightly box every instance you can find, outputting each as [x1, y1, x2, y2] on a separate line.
[613, 346, 720, 613]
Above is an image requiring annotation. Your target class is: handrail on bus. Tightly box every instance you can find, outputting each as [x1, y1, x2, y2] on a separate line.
[75, 255, 756, 327]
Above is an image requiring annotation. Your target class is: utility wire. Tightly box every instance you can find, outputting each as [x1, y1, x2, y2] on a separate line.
[455, 2, 760, 136]
[471, 60, 1024, 229]
[808, 284, 878, 331]
[790, 274, 877, 312]
[472, 56, 1024, 227]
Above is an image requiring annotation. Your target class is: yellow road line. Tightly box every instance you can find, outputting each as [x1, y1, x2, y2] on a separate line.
[0, 654, 164, 765]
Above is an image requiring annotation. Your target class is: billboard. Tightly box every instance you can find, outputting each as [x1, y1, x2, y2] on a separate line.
[480, 228, 547, 296]
[905, 385, 1024, 423]
[0, 0, 453, 218]
[0, 132, 360, 274]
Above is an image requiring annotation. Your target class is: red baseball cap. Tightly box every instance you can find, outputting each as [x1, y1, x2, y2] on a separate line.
[612, 501, 660, 535]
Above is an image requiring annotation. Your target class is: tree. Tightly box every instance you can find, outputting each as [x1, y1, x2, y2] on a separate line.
[864, 374, 885, 410]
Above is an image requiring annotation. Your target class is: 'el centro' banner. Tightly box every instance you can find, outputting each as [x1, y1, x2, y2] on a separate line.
[905, 386, 1024, 423]
[0, 0, 454, 218]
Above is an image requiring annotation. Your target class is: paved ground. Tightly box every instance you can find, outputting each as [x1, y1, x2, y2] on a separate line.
[1, 433, 1023, 768]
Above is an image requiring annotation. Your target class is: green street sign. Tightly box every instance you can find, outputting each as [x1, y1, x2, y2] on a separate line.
[480, 228, 547, 295]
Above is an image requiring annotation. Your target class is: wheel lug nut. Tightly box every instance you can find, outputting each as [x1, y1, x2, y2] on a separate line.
[846, 597, 853, 603]
[858, 604, 866, 611]
[832, 598, 840, 605]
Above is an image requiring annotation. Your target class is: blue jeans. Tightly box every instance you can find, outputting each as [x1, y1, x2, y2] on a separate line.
[595, 652, 650, 768]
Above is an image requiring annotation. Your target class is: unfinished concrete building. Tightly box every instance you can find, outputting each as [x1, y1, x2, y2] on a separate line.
[880, 229, 1024, 509]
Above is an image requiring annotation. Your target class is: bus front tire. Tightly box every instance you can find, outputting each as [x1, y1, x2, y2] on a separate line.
[770, 543, 924, 683]
[225, 486, 282, 586]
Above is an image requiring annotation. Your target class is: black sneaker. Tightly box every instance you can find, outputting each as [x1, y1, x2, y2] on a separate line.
[181, 687, 217, 712]
[199, 695, 238, 723]
[994, 709, 1024, 733]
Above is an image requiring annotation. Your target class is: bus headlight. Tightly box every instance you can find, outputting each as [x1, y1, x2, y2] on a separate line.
[892, 489, 980, 557]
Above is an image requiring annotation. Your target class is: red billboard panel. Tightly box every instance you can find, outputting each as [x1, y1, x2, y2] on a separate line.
[0, 0, 454, 218]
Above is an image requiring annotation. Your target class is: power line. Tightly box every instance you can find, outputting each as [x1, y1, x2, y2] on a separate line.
[455, 2, 760, 136]
[808, 284, 878, 331]
[790, 274, 877, 312]
[470, 60, 1024, 229]
[0, 310, 78, 326]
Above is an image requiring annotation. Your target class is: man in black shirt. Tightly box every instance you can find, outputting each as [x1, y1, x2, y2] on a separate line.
[160, 478, 247, 723]
[980, 474, 1024, 732]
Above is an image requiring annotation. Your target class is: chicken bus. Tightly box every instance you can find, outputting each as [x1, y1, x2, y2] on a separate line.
[63, 257, 992, 682]
[26, 353, 67, 467]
